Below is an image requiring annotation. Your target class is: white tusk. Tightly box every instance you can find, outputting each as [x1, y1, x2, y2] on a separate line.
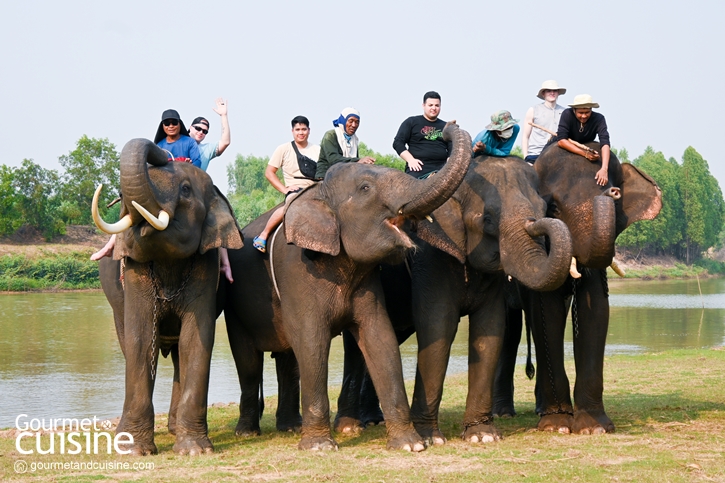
[425, 215, 433, 223]
[92, 184, 133, 234]
[569, 257, 581, 279]
[131, 201, 170, 231]
[610, 258, 626, 278]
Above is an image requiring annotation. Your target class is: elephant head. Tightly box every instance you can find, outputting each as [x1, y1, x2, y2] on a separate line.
[92, 138, 242, 263]
[284, 122, 471, 264]
[535, 143, 662, 269]
[416, 156, 573, 292]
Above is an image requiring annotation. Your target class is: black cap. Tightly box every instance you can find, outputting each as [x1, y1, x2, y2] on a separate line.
[191, 116, 209, 128]
[154, 109, 189, 143]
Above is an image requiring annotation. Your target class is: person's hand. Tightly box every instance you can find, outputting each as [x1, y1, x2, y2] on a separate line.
[358, 156, 375, 165]
[407, 158, 423, 171]
[285, 185, 303, 194]
[473, 141, 486, 153]
[583, 149, 600, 162]
[213, 98, 228, 116]
[595, 167, 608, 186]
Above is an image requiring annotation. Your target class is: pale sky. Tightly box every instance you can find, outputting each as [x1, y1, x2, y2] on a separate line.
[2, 0, 723, 195]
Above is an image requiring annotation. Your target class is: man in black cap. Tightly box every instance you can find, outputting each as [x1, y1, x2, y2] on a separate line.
[154, 109, 201, 167]
[188, 98, 231, 172]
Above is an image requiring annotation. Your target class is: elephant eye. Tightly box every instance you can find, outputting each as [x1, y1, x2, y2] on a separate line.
[180, 183, 191, 197]
[360, 184, 370, 192]
[483, 214, 498, 236]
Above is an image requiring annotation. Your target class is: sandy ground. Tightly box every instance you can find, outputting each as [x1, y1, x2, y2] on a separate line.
[0, 225, 107, 258]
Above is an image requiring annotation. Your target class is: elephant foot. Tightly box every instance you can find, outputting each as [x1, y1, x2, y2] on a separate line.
[492, 404, 516, 419]
[572, 409, 615, 434]
[462, 420, 502, 443]
[173, 433, 214, 455]
[276, 415, 302, 433]
[333, 415, 364, 435]
[361, 407, 385, 427]
[235, 419, 261, 437]
[386, 427, 427, 452]
[414, 425, 447, 446]
[123, 439, 158, 456]
[538, 412, 574, 433]
[298, 435, 338, 451]
[168, 417, 177, 436]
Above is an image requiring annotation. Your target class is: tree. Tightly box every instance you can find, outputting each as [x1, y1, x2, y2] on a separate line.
[13, 159, 64, 239]
[58, 136, 120, 225]
[0, 165, 23, 235]
[226, 154, 284, 226]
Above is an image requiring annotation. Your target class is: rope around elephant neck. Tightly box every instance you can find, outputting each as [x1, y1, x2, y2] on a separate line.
[269, 223, 284, 302]
[147, 257, 196, 380]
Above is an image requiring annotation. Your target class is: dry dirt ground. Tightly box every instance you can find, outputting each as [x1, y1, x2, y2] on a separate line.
[0, 225, 108, 258]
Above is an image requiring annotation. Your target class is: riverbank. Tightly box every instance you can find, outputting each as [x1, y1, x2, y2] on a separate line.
[1, 348, 723, 482]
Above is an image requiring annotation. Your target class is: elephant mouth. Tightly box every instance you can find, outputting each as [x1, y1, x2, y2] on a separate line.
[385, 216, 415, 249]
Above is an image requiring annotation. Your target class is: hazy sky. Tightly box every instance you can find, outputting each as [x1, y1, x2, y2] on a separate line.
[2, 1, 723, 195]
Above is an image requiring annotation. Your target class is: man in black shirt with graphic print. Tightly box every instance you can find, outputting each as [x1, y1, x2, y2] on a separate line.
[393, 91, 452, 178]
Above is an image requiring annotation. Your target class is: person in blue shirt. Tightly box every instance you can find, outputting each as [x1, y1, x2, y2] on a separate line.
[472, 110, 520, 157]
[154, 109, 202, 167]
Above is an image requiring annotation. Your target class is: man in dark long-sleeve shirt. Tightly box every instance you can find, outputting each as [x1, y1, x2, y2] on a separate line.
[557, 94, 611, 186]
[393, 91, 451, 178]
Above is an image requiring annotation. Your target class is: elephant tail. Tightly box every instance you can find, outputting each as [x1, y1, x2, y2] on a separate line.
[258, 381, 265, 420]
[525, 316, 535, 380]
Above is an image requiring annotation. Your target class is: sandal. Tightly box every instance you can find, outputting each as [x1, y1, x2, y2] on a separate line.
[253, 236, 267, 253]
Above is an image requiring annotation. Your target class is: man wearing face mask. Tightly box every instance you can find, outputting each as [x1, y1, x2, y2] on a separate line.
[472, 110, 520, 157]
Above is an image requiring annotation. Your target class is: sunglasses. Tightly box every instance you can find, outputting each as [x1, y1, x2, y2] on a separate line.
[192, 125, 209, 135]
[162, 119, 179, 126]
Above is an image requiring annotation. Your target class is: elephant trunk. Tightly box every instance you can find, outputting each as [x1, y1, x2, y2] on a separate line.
[499, 216, 573, 292]
[398, 122, 471, 217]
[119, 139, 169, 226]
[576, 195, 616, 269]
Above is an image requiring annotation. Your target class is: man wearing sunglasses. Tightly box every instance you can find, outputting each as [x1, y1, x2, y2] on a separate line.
[153, 109, 202, 167]
[189, 98, 232, 172]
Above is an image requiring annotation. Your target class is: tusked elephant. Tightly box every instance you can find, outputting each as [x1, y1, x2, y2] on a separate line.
[493, 143, 662, 434]
[94, 138, 243, 455]
[223, 122, 471, 451]
[334, 155, 574, 445]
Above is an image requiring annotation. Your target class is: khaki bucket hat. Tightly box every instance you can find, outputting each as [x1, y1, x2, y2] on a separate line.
[569, 94, 600, 109]
[537, 80, 567, 99]
[485, 110, 519, 131]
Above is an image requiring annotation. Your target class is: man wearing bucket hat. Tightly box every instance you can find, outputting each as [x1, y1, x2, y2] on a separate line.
[521, 80, 566, 164]
[314, 107, 375, 179]
[556, 94, 611, 186]
[472, 110, 520, 157]
[154, 108, 202, 168]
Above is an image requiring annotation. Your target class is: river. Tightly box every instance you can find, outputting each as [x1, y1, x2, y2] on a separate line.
[1, 277, 724, 428]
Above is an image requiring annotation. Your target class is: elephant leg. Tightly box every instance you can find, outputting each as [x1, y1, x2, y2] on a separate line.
[525, 286, 575, 433]
[225, 312, 264, 436]
[273, 350, 302, 433]
[571, 269, 615, 434]
[168, 345, 180, 435]
[463, 283, 505, 443]
[172, 312, 215, 455]
[410, 308, 459, 445]
[493, 306, 522, 418]
[334, 329, 366, 434]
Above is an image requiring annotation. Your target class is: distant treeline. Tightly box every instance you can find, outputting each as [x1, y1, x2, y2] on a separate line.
[1, 136, 723, 266]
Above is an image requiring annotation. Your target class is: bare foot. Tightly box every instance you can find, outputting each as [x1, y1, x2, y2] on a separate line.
[90, 236, 116, 261]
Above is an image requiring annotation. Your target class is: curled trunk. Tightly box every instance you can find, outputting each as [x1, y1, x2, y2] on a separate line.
[119, 139, 169, 225]
[499, 217, 573, 292]
[575, 195, 616, 269]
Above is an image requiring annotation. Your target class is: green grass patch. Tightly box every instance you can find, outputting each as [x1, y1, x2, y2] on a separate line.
[609, 263, 711, 280]
[2, 348, 723, 481]
[0, 253, 100, 291]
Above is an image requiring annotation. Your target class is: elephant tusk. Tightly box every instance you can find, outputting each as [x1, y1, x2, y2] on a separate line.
[610, 258, 626, 278]
[92, 184, 133, 234]
[425, 215, 433, 223]
[131, 201, 170, 231]
[570, 257, 582, 279]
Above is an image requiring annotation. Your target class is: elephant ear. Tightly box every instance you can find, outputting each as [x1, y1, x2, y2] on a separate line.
[416, 197, 467, 264]
[284, 187, 340, 256]
[200, 186, 244, 254]
[620, 163, 663, 231]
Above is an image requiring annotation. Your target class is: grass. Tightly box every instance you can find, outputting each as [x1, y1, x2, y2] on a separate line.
[608, 263, 710, 280]
[1, 348, 724, 482]
[0, 252, 100, 291]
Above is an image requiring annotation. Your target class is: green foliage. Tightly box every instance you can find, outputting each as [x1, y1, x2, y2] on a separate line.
[0, 253, 100, 290]
[0, 165, 23, 235]
[226, 153, 284, 227]
[358, 142, 406, 171]
[58, 136, 120, 226]
[12, 159, 64, 240]
[509, 145, 524, 158]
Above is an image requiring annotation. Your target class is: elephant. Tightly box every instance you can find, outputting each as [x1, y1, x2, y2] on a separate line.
[222, 122, 471, 451]
[333, 154, 574, 445]
[493, 143, 662, 434]
[93, 138, 243, 455]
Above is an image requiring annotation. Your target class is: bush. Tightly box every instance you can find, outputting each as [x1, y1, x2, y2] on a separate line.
[0, 253, 100, 291]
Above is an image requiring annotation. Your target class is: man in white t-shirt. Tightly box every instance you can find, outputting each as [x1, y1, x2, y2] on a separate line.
[253, 115, 321, 252]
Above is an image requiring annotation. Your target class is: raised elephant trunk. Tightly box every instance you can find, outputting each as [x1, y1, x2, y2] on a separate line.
[119, 139, 169, 226]
[575, 195, 616, 268]
[499, 216, 573, 292]
[398, 122, 471, 217]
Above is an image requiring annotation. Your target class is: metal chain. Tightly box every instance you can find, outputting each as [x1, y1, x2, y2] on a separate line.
[571, 277, 579, 339]
[463, 414, 494, 431]
[147, 257, 196, 380]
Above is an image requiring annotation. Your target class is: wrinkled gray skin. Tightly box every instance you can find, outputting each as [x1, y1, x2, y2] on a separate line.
[334, 155, 573, 446]
[493, 143, 662, 434]
[98, 139, 243, 456]
[224, 123, 471, 451]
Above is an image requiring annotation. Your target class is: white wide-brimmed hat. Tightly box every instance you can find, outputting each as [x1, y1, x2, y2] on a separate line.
[568, 94, 600, 109]
[537, 80, 567, 99]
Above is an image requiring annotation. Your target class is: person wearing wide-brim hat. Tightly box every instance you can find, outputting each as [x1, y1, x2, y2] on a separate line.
[522, 80, 567, 164]
[556, 94, 611, 186]
[472, 110, 520, 157]
[153, 109, 202, 168]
